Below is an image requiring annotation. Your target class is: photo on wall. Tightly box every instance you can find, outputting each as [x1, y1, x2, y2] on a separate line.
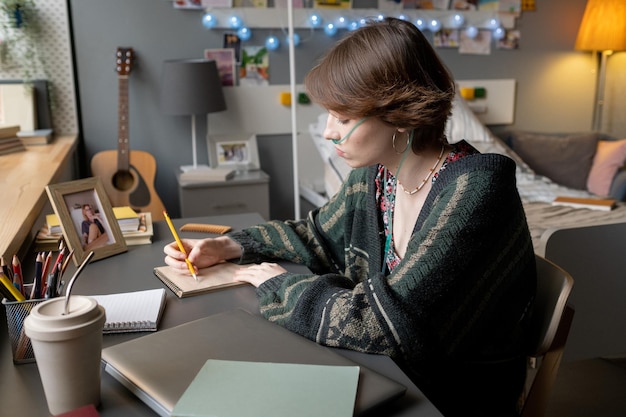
[204, 48, 236, 86]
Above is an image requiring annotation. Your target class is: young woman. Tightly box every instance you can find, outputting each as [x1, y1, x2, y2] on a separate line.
[165, 18, 536, 416]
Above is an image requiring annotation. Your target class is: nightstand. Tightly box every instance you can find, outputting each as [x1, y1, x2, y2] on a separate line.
[177, 170, 270, 219]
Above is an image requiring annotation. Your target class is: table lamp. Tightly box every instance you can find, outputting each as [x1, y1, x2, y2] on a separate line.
[160, 59, 227, 172]
[575, 0, 626, 132]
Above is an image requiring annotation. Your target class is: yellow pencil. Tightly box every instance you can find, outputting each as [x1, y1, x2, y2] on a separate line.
[163, 211, 198, 281]
[0, 272, 25, 302]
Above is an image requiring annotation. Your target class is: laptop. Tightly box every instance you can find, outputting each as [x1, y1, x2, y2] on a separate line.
[102, 309, 406, 416]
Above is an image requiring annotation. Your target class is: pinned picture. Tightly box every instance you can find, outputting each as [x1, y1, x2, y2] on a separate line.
[204, 48, 236, 86]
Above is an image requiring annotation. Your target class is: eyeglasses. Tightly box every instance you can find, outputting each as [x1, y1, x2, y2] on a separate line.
[331, 118, 367, 145]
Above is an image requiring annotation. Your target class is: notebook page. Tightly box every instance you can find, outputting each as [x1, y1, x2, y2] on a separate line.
[90, 288, 166, 332]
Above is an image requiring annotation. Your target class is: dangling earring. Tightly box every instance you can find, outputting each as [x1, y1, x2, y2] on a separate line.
[392, 130, 410, 154]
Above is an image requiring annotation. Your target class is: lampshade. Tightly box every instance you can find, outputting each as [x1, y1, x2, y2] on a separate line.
[160, 59, 226, 115]
[575, 0, 626, 52]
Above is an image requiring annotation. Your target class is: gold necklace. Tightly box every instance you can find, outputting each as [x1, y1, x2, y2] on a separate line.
[398, 144, 446, 196]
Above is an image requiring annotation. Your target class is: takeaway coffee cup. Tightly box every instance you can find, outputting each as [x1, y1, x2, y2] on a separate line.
[24, 295, 106, 415]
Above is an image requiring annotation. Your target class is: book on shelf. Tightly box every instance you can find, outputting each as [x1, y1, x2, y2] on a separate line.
[90, 288, 166, 333]
[154, 262, 246, 298]
[552, 196, 617, 211]
[179, 167, 235, 182]
[34, 225, 64, 251]
[0, 136, 25, 155]
[0, 124, 20, 139]
[17, 128, 53, 145]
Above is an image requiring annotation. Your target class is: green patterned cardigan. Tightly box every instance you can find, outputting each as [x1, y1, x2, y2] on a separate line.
[228, 152, 536, 415]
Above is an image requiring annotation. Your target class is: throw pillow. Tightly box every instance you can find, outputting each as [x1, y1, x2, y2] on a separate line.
[509, 132, 599, 190]
[587, 139, 626, 197]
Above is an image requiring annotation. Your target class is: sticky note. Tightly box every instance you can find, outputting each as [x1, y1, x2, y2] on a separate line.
[474, 87, 486, 98]
[279, 92, 291, 106]
[460, 87, 475, 100]
[298, 92, 310, 104]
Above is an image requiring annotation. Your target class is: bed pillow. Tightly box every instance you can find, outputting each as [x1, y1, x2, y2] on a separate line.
[508, 131, 599, 190]
[445, 93, 495, 144]
[587, 139, 626, 197]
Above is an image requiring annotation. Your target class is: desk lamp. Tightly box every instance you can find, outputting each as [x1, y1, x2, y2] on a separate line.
[160, 59, 226, 172]
[575, 0, 626, 132]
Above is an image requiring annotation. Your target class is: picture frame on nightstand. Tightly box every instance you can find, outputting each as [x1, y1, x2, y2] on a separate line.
[208, 133, 260, 171]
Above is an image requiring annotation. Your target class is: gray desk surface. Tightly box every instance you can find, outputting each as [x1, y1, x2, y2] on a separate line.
[0, 213, 441, 417]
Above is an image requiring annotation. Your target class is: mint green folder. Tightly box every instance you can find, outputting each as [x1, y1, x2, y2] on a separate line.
[172, 359, 360, 417]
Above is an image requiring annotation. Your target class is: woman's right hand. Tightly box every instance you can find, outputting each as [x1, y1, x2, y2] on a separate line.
[163, 236, 242, 273]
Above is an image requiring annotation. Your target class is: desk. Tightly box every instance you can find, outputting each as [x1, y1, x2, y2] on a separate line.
[0, 213, 442, 417]
[0, 135, 78, 261]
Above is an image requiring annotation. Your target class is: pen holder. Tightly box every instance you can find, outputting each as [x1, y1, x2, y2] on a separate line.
[2, 297, 45, 364]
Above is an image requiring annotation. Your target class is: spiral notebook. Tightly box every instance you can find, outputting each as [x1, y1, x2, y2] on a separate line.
[90, 288, 166, 333]
[153, 262, 246, 298]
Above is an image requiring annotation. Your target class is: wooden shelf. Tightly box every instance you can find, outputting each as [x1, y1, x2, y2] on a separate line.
[0, 135, 78, 262]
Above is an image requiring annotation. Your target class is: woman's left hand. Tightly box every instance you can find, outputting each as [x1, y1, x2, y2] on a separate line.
[234, 262, 287, 287]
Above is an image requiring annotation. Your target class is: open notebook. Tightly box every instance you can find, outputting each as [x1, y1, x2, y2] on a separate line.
[102, 309, 406, 416]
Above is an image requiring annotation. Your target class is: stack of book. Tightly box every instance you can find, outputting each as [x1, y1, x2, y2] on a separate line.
[122, 212, 154, 246]
[17, 128, 54, 145]
[36, 207, 154, 251]
[0, 125, 26, 156]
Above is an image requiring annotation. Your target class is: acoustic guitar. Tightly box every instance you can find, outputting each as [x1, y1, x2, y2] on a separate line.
[91, 47, 165, 221]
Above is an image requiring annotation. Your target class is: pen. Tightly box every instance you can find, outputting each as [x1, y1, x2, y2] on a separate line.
[163, 210, 198, 281]
[45, 263, 61, 299]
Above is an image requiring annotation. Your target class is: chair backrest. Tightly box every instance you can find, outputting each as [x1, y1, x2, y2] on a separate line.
[521, 255, 575, 417]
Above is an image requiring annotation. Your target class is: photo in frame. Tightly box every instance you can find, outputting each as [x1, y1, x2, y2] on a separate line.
[208, 133, 260, 170]
[45, 177, 127, 266]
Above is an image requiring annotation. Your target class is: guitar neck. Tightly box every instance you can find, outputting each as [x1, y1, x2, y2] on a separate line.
[118, 75, 130, 171]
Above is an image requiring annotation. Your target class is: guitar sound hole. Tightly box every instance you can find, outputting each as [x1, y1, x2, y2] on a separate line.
[112, 170, 135, 191]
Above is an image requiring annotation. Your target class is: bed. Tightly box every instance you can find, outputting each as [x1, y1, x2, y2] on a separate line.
[303, 95, 626, 362]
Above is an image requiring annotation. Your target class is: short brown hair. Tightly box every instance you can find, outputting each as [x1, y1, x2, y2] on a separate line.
[305, 18, 455, 151]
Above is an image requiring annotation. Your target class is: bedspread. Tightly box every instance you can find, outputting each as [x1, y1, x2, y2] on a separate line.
[523, 202, 626, 253]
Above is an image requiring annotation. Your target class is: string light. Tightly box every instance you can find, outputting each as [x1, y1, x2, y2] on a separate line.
[465, 26, 479, 39]
[450, 13, 464, 28]
[202, 13, 217, 29]
[228, 15, 243, 30]
[197, 11, 516, 46]
[493, 26, 506, 40]
[324, 23, 338, 36]
[415, 17, 426, 31]
[237, 26, 252, 41]
[309, 14, 323, 28]
[265, 35, 280, 50]
[428, 19, 442, 32]
[286, 32, 300, 46]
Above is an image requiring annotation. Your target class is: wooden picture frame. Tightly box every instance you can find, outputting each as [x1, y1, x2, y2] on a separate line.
[45, 177, 127, 265]
[208, 133, 260, 170]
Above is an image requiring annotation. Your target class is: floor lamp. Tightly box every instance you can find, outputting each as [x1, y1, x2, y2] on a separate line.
[575, 0, 626, 132]
[160, 59, 226, 172]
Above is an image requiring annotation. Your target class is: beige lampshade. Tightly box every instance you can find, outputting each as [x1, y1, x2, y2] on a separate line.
[575, 0, 626, 52]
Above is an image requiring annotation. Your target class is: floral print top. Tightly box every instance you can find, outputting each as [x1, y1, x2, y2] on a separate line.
[376, 141, 479, 272]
